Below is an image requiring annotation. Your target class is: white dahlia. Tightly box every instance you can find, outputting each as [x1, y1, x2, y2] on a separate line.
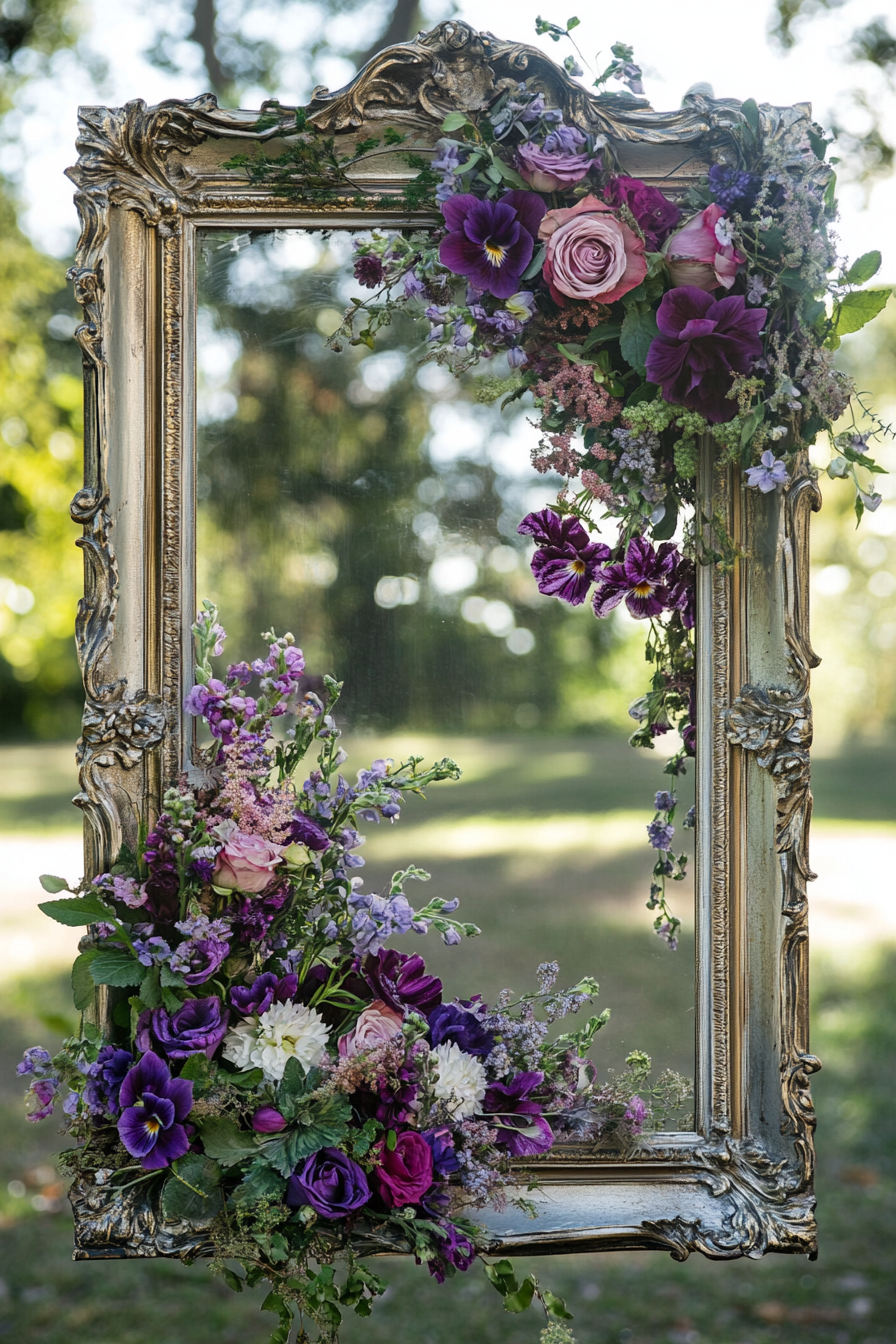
[222, 1001, 329, 1082]
[432, 1041, 487, 1119]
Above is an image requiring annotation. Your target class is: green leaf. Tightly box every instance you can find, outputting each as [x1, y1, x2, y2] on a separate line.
[440, 113, 470, 132]
[567, 16, 580, 30]
[89, 949, 144, 988]
[620, 304, 659, 378]
[260, 1096, 352, 1176]
[178, 1054, 213, 1091]
[503, 1276, 536, 1313]
[139, 965, 163, 1009]
[626, 381, 658, 407]
[222, 1267, 244, 1293]
[161, 987, 184, 1012]
[777, 268, 807, 292]
[491, 157, 528, 188]
[198, 1117, 259, 1167]
[808, 127, 829, 161]
[543, 1289, 574, 1320]
[38, 894, 113, 926]
[161, 1154, 224, 1224]
[740, 403, 765, 449]
[220, 1066, 265, 1090]
[521, 245, 545, 281]
[651, 498, 678, 542]
[39, 874, 71, 893]
[72, 951, 99, 1011]
[160, 963, 187, 988]
[232, 1159, 287, 1205]
[484, 1260, 519, 1296]
[834, 287, 892, 336]
[582, 322, 623, 351]
[741, 97, 760, 134]
[845, 250, 882, 286]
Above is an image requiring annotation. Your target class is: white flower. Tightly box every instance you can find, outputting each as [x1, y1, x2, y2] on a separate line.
[222, 1002, 329, 1082]
[768, 425, 788, 441]
[714, 216, 736, 247]
[432, 1042, 487, 1119]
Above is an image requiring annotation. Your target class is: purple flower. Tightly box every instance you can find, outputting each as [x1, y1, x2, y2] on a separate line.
[507, 345, 528, 368]
[666, 555, 696, 630]
[428, 1002, 495, 1057]
[624, 1094, 648, 1134]
[25, 1076, 58, 1122]
[289, 812, 332, 851]
[117, 1052, 193, 1170]
[422, 1222, 477, 1283]
[354, 254, 384, 288]
[17, 1047, 52, 1077]
[168, 936, 230, 985]
[518, 507, 610, 606]
[403, 270, 426, 298]
[226, 882, 290, 944]
[286, 1147, 371, 1219]
[645, 287, 767, 424]
[420, 1127, 460, 1178]
[252, 1106, 287, 1133]
[604, 176, 681, 251]
[482, 1070, 554, 1156]
[84, 1045, 133, 1117]
[517, 141, 595, 193]
[543, 123, 586, 154]
[439, 191, 546, 300]
[654, 791, 676, 813]
[745, 449, 790, 493]
[136, 996, 230, 1060]
[708, 164, 759, 214]
[647, 819, 675, 850]
[230, 972, 298, 1017]
[591, 536, 679, 620]
[363, 949, 443, 1015]
[374, 1130, 434, 1208]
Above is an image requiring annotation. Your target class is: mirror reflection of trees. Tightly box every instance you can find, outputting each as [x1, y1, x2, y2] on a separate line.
[197, 229, 622, 734]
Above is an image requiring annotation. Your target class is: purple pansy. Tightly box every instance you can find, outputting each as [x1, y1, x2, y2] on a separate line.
[439, 190, 547, 300]
[136, 997, 230, 1060]
[117, 1051, 193, 1170]
[645, 287, 767, 424]
[518, 507, 610, 606]
[363, 949, 443, 1016]
[591, 536, 680, 620]
[427, 1002, 495, 1057]
[482, 1070, 554, 1156]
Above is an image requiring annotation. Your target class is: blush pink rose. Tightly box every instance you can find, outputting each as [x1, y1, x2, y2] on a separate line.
[662, 203, 744, 292]
[338, 999, 405, 1058]
[538, 195, 647, 305]
[516, 143, 596, 193]
[212, 830, 284, 893]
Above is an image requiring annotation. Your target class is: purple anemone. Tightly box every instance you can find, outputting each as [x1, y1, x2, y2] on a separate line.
[591, 536, 680, 620]
[518, 507, 610, 606]
[645, 287, 767, 424]
[427, 1002, 494, 1057]
[482, 1071, 554, 1157]
[439, 190, 546, 300]
[117, 1051, 193, 1170]
[363, 949, 442, 1016]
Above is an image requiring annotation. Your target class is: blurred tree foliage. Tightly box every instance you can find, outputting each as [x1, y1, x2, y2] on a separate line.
[196, 231, 620, 733]
[770, 1, 896, 189]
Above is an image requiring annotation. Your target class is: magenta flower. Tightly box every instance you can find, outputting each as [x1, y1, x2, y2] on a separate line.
[363, 949, 443, 1016]
[117, 1051, 193, 1170]
[662, 203, 743, 292]
[518, 507, 610, 606]
[645, 287, 767, 424]
[591, 536, 680, 620]
[604, 176, 681, 250]
[439, 190, 546, 300]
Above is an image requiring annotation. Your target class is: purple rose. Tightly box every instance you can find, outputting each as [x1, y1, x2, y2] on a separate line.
[604, 176, 681, 251]
[645, 286, 767, 423]
[518, 507, 610, 606]
[427, 1002, 494, 1057]
[439, 190, 546, 300]
[591, 536, 680, 621]
[117, 1051, 193, 1170]
[230, 972, 298, 1017]
[286, 1147, 371, 1219]
[482, 1070, 554, 1157]
[363, 949, 443, 1015]
[517, 142, 596, 193]
[170, 936, 230, 986]
[289, 812, 332, 851]
[374, 1131, 434, 1209]
[136, 996, 230, 1060]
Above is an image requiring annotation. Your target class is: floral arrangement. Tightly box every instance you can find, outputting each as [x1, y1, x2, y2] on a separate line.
[20, 604, 689, 1344]
[228, 19, 892, 944]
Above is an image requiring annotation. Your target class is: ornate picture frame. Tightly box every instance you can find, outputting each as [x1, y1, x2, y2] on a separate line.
[65, 20, 820, 1265]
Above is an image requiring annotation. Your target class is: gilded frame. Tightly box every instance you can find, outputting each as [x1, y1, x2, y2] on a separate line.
[65, 20, 821, 1263]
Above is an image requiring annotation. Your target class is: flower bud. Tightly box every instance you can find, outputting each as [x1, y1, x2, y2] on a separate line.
[251, 1106, 287, 1134]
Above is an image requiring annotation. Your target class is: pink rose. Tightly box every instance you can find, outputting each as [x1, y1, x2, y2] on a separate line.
[338, 999, 404, 1058]
[212, 830, 284, 893]
[374, 1130, 434, 1208]
[516, 143, 596, 193]
[662, 204, 744, 293]
[538, 195, 647, 305]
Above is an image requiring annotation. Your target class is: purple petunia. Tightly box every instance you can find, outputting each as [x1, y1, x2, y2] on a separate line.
[518, 507, 611, 606]
[591, 536, 680, 620]
[117, 1051, 193, 1170]
[439, 190, 546, 300]
[645, 287, 767, 424]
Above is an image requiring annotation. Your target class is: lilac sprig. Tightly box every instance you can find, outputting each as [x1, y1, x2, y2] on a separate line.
[644, 790, 688, 950]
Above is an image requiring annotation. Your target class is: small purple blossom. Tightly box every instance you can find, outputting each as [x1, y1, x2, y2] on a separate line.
[507, 346, 527, 368]
[482, 1070, 553, 1156]
[624, 1094, 648, 1134]
[745, 450, 790, 493]
[543, 123, 586, 153]
[84, 1045, 133, 1117]
[25, 1076, 58, 1122]
[708, 163, 760, 214]
[354, 254, 384, 289]
[17, 1047, 53, 1077]
[654, 791, 676, 813]
[348, 890, 428, 955]
[647, 819, 676, 850]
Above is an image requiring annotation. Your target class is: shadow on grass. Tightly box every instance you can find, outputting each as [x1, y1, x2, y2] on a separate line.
[2, 948, 895, 1344]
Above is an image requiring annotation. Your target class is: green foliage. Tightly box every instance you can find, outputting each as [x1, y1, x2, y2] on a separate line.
[37, 893, 111, 925]
[833, 287, 892, 337]
[161, 1155, 224, 1224]
[88, 949, 143, 988]
[198, 1117, 260, 1166]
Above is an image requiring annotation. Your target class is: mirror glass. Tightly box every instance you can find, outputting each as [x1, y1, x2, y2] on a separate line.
[195, 226, 695, 1112]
